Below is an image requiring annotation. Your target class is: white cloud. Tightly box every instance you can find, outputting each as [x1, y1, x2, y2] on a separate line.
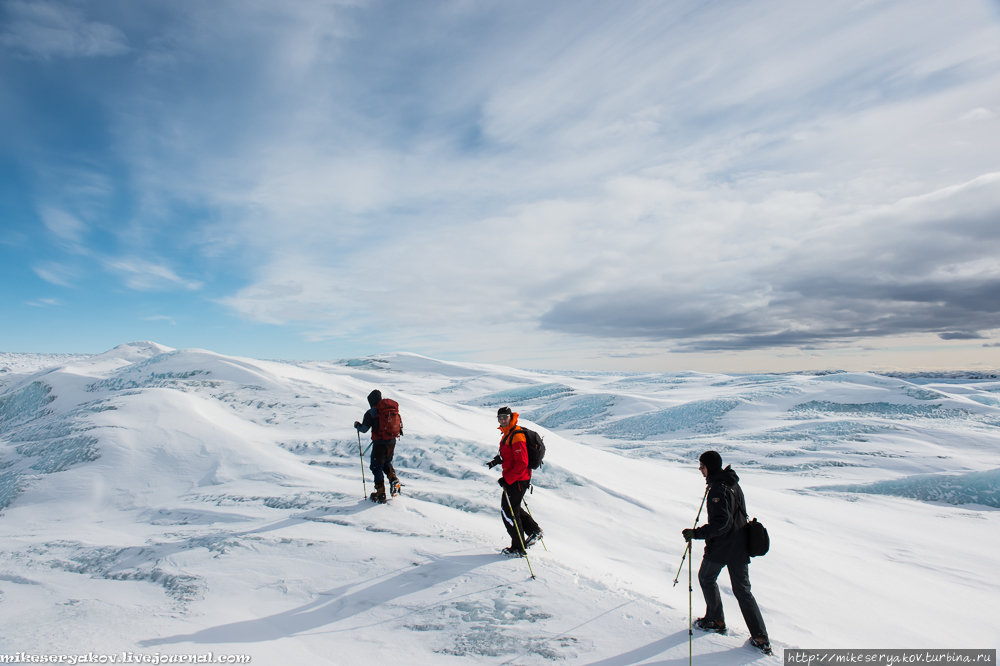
[39, 207, 86, 244]
[33, 262, 78, 288]
[104, 258, 202, 292]
[959, 107, 996, 122]
[26, 298, 61, 307]
[0, 1, 129, 59]
[143, 315, 177, 325]
[11, 0, 1000, 366]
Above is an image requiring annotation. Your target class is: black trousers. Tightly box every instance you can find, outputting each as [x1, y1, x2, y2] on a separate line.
[500, 480, 540, 550]
[698, 558, 768, 639]
[369, 441, 396, 487]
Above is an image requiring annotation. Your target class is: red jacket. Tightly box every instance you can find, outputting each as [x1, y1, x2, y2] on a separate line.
[499, 413, 531, 484]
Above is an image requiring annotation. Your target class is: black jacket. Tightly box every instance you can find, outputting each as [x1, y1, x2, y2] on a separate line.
[692, 465, 749, 565]
[356, 389, 398, 444]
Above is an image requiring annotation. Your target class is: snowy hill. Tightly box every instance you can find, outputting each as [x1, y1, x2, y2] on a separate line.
[0, 343, 998, 663]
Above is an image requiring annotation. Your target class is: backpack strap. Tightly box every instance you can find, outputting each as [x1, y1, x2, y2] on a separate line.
[722, 484, 749, 520]
[502, 427, 526, 450]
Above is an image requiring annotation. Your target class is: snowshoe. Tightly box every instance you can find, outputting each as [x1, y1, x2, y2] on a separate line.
[501, 547, 526, 558]
[694, 617, 726, 634]
[524, 529, 543, 548]
[389, 479, 402, 497]
[749, 636, 772, 656]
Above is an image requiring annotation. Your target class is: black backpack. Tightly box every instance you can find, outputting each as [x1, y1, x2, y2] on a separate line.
[726, 484, 769, 557]
[746, 518, 770, 557]
[506, 427, 546, 470]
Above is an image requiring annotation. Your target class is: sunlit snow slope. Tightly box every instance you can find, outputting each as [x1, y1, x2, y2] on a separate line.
[0, 343, 998, 664]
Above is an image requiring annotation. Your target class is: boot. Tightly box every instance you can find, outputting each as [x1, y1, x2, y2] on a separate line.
[694, 617, 726, 633]
[387, 468, 401, 497]
[749, 636, 772, 655]
[369, 482, 387, 504]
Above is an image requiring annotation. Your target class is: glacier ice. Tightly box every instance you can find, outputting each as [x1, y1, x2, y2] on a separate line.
[827, 468, 1000, 508]
[592, 398, 741, 439]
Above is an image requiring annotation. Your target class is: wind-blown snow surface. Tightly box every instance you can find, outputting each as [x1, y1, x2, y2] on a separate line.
[0, 343, 998, 663]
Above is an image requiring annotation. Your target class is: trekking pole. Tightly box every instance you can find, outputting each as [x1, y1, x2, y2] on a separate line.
[357, 430, 367, 499]
[521, 498, 548, 551]
[673, 486, 709, 586]
[688, 539, 693, 666]
[503, 488, 536, 580]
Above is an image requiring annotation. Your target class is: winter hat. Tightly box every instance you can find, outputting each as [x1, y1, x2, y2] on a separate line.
[699, 450, 723, 474]
[367, 389, 382, 407]
[497, 406, 513, 417]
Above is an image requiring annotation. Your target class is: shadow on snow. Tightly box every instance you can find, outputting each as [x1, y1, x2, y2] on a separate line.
[139, 553, 497, 646]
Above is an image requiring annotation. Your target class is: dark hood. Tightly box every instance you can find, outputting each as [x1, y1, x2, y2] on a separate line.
[367, 390, 382, 408]
[707, 464, 739, 486]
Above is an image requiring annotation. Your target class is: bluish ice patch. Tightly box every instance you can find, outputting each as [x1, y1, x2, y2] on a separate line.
[0, 398, 110, 508]
[528, 464, 585, 489]
[393, 436, 497, 480]
[767, 449, 808, 457]
[466, 384, 574, 407]
[433, 379, 474, 394]
[737, 420, 893, 444]
[967, 395, 1000, 408]
[592, 398, 741, 439]
[340, 358, 390, 369]
[737, 384, 802, 400]
[15, 436, 101, 473]
[823, 468, 1000, 508]
[524, 394, 616, 429]
[880, 371, 1000, 384]
[433, 594, 560, 658]
[756, 460, 867, 473]
[604, 374, 697, 390]
[192, 491, 349, 509]
[402, 490, 493, 514]
[789, 401, 967, 419]
[87, 372, 220, 393]
[44, 542, 204, 603]
[904, 387, 948, 401]
[733, 375, 785, 384]
[0, 382, 55, 434]
[0, 471, 29, 510]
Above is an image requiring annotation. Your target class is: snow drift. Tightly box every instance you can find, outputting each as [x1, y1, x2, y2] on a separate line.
[0, 343, 998, 663]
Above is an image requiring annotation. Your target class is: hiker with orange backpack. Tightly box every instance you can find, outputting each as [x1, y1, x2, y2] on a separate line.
[487, 406, 543, 557]
[354, 390, 403, 503]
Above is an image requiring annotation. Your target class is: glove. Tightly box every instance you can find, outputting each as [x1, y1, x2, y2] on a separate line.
[353, 421, 361, 430]
[682, 528, 696, 542]
[486, 455, 502, 469]
[497, 477, 508, 488]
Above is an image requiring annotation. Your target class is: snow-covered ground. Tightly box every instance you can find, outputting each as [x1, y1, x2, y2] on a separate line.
[0, 342, 998, 663]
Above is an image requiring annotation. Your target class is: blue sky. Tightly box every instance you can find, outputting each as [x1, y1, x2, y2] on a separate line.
[2, 0, 1000, 372]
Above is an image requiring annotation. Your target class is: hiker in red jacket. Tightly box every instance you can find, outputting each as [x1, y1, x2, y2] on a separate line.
[354, 390, 403, 503]
[489, 406, 542, 557]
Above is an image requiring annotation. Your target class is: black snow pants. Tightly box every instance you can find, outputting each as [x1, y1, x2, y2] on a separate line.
[698, 558, 768, 639]
[369, 441, 396, 487]
[500, 479, 540, 551]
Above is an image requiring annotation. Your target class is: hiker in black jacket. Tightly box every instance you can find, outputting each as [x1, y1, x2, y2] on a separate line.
[682, 451, 770, 654]
[354, 389, 402, 503]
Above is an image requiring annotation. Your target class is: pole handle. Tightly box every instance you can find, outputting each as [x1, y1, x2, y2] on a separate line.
[358, 430, 367, 499]
[672, 486, 709, 582]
